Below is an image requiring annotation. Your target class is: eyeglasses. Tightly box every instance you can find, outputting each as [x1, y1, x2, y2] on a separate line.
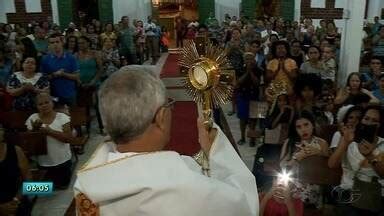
[163, 98, 176, 109]
[152, 98, 176, 123]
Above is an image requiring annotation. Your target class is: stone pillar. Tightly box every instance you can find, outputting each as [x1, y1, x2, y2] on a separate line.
[51, 0, 59, 25]
[294, 0, 301, 21]
[215, 0, 240, 22]
[338, 0, 366, 86]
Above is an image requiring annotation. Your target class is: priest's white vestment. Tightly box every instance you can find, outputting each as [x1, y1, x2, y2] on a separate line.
[74, 126, 259, 215]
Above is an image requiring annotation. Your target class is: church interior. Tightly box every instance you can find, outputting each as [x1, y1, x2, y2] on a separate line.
[1, 0, 384, 215]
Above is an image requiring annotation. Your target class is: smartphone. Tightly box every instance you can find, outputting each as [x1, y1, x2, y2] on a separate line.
[354, 123, 378, 143]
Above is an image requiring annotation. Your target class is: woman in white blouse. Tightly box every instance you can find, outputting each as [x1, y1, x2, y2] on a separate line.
[25, 92, 74, 189]
[334, 105, 384, 214]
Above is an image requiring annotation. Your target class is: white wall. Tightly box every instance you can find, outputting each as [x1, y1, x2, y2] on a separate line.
[367, 0, 384, 21]
[25, 0, 42, 13]
[311, 19, 344, 32]
[113, 0, 152, 24]
[50, 0, 59, 25]
[308, 0, 366, 86]
[309, 0, 384, 23]
[338, 0, 366, 85]
[294, 0, 301, 21]
[0, 0, 58, 24]
[0, 0, 16, 23]
[295, 0, 348, 32]
[215, 0, 240, 23]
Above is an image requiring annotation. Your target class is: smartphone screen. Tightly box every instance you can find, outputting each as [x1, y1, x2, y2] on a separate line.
[354, 124, 378, 144]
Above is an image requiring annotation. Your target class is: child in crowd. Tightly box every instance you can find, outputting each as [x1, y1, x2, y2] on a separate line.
[260, 178, 304, 216]
[322, 45, 337, 82]
[101, 38, 120, 80]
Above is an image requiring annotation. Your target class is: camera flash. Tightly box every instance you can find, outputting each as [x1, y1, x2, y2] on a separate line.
[277, 170, 292, 186]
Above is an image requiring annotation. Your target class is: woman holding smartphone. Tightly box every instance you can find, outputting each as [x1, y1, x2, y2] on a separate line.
[328, 105, 363, 169]
[336, 105, 384, 215]
[280, 111, 329, 209]
[260, 178, 303, 216]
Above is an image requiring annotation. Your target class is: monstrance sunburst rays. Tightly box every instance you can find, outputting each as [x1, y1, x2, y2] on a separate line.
[178, 40, 234, 109]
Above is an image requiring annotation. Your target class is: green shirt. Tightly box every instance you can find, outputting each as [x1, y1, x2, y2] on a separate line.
[34, 39, 48, 55]
[205, 17, 219, 28]
[119, 27, 136, 54]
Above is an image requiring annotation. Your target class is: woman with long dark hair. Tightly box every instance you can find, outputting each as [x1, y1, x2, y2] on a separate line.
[335, 105, 384, 215]
[64, 36, 78, 54]
[280, 111, 329, 209]
[334, 72, 378, 106]
[328, 105, 364, 168]
[14, 37, 38, 71]
[75, 36, 103, 86]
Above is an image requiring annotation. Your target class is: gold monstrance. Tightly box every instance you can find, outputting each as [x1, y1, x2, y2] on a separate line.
[178, 40, 235, 130]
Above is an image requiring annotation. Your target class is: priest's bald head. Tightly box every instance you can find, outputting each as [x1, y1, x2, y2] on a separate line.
[98, 66, 173, 152]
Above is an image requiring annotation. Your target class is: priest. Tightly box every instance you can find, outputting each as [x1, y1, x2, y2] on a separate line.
[74, 65, 259, 215]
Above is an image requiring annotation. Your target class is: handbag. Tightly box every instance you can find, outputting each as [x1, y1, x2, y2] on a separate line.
[351, 176, 382, 212]
[351, 141, 384, 212]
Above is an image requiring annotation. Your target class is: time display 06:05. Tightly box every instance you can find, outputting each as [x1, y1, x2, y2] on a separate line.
[22, 182, 53, 196]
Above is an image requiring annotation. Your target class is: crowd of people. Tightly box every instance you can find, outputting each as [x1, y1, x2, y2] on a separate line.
[0, 11, 384, 216]
[0, 15, 172, 215]
[205, 14, 384, 216]
[178, 13, 384, 215]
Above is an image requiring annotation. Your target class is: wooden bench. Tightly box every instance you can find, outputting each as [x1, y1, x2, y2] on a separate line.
[69, 106, 91, 160]
[5, 131, 47, 157]
[298, 156, 342, 185]
[1, 110, 33, 131]
[317, 124, 338, 145]
[70, 106, 91, 136]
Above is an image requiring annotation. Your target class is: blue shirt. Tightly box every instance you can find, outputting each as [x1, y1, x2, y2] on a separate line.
[373, 89, 384, 103]
[40, 52, 78, 99]
[372, 23, 382, 35]
[0, 58, 13, 86]
[361, 72, 380, 91]
[255, 53, 265, 69]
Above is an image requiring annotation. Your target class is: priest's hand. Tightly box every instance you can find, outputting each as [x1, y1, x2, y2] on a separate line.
[197, 117, 217, 156]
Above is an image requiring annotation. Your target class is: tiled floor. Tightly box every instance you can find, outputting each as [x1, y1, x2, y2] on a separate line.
[31, 53, 257, 215]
